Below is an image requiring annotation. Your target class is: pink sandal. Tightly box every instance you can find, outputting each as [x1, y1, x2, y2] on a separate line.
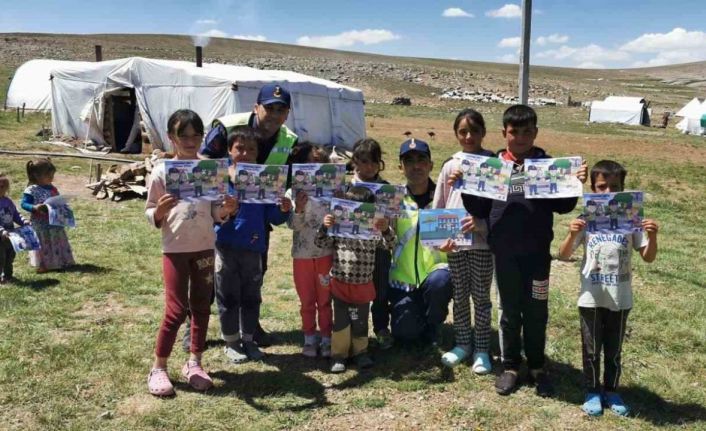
[182, 360, 213, 391]
[147, 368, 175, 396]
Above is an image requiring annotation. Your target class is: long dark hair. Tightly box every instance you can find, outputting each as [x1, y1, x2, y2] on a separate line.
[352, 138, 385, 172]
[167, 109, 205, 137]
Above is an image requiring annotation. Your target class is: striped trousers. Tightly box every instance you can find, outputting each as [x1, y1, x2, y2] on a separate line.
[447, 249, 494, 352]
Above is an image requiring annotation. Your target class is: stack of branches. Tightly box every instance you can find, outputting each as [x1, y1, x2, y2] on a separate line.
[86, 159, 154, 201]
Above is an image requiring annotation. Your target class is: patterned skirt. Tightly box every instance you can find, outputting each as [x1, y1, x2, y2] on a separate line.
[30, 226, 75, 271]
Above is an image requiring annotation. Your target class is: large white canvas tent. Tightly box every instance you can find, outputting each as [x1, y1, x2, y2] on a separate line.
[589, 96, 651, 126]
[674, 97, 706, 135]
[9, 57, 366, 151]
[5, 59, 88, 111]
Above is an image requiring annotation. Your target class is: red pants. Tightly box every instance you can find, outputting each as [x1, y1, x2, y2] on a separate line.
[293, 256, 333, 338]
[155, 250, 214, 357]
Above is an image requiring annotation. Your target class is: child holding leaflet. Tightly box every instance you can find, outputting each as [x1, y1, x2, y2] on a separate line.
[434, 109, 495, 374]
[286, 143, 335, 358]
[558, 160, 658, 417]
[0, 173, 30, 283]
[145, 109, 236, 396]
[21, 158, 74, 272]
[315, 186, 396, 373]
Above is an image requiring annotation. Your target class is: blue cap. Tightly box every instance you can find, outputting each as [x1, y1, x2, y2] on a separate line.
[257, 84, 291, 107]
[399, 138, 431, 159]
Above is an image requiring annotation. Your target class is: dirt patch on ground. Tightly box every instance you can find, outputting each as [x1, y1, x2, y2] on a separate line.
[54, 172, 93, 200]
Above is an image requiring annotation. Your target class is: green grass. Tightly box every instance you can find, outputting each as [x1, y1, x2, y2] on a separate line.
[1, 102, 706, 430]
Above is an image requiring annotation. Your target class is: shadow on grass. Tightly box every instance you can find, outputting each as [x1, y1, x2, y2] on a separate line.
[623, 385, 706, 426]
[59, 263, 112, 274]
[10, 277, 60, 291]
[208, 362, 329, 412]
[545, 359, 706, 426]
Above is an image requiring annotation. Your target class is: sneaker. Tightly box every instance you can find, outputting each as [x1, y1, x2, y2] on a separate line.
[528, 370, 555, 398]
[355, 353, 374, 369]
[243, 340, 265, 361]
[181, 360, 213, 391]
[471, 352, 492, 375]
[375, 329, 394, 350]
[495, 370, 520, 396]
[582, 392, 604, 416]
[224, 342, 249, 363]
[302, 343, 318, 358]
[254, 324, 274, 347]
[441, 345, 470, 368]
[604, 392, 630, 417]
[147, 368, 175, 396]
[320, 342, 332, 358]
[330, 360, 346, 373]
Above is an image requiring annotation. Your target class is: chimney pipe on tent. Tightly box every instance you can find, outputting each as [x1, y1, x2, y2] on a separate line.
[95, 45, 102, 62]
[196, 46, 203, 68]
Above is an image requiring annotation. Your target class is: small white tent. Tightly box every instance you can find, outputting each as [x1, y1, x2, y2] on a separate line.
[9, 57, 366, 151]
[675, 98, 706, 135]
[589, 96, 651, 126]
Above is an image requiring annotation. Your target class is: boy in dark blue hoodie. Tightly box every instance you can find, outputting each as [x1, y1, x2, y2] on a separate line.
[462, 105, 587, 397]
[215, 127, 292, 362]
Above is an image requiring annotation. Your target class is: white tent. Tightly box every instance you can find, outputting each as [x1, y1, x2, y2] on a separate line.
[675, 98, 706, 135]
[589, 96, 651, 126]
[8, 57, 365, 151]
[5, 59, 99, 111]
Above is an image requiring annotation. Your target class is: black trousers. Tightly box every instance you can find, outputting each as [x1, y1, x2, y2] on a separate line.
[371, 248, 391, 334]
[495, 252, 551, 371]
[579, 306, 630, 392]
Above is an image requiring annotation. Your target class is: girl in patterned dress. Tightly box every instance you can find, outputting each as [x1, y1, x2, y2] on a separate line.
[21, 158, 74, 272]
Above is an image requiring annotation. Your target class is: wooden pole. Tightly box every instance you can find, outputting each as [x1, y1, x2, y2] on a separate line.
[518, 0, 532, 105]
[95, 45, 103, 62]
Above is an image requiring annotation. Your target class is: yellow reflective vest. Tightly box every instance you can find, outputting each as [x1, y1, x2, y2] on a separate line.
[214, 113, 298, 165]
[389, 191, 447, 291]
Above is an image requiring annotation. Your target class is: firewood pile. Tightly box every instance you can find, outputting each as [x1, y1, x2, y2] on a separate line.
[86, 158, 154, 201]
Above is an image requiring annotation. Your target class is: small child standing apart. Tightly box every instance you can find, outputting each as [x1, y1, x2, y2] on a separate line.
[559, 160, 658, 417]
[315, 186, 396, 373]
[434, 109, 494, 374]
[145, 109, 236, 396]
[21, 158, 74, 272]
[216, 127, 292, 363]
[349, 138, 395, 350]
[286, 143, 335, 358]
[0, 173, 30, 284]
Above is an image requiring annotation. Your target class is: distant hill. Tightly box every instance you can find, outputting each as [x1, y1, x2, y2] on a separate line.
[2, 33, 704, 109]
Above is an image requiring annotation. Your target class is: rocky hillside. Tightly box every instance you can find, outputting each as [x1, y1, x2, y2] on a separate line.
[2, 33, 704, 110]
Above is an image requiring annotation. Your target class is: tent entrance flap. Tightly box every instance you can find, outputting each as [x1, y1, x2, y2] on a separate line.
[102, 88, 142, 153]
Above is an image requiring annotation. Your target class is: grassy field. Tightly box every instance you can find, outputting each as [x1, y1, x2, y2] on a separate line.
[1, 104, 705, 430]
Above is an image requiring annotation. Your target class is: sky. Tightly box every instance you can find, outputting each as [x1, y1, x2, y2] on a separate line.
[2, 0, 706, 69]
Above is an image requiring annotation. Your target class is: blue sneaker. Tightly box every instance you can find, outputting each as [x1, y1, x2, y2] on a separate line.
[604, 392, 629, 416]
[582, 392, 603, 416]
[472, 352, 492, 375]
[441, 345, 470, 368]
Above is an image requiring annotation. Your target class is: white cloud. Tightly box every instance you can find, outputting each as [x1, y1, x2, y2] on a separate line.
[232, 34, 267, 42]
[620, 27, 706, 53]
[486, 4, 522, 18]
[442, 7, 474, 18]
[499, 53, 518, 63]
[195, 19, 218, 25]
[498, 37, 521, 48]
[199, 29, 228, 38]
[296, 29, 400, 49]
[536, 34, 568, 46]
[576, 61, 605, 69]
[536, 44, 630, 63]
[620, 27, 706, 67]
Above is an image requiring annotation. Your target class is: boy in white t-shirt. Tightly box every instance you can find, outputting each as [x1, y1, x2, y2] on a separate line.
[558, 160, 659, 418]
